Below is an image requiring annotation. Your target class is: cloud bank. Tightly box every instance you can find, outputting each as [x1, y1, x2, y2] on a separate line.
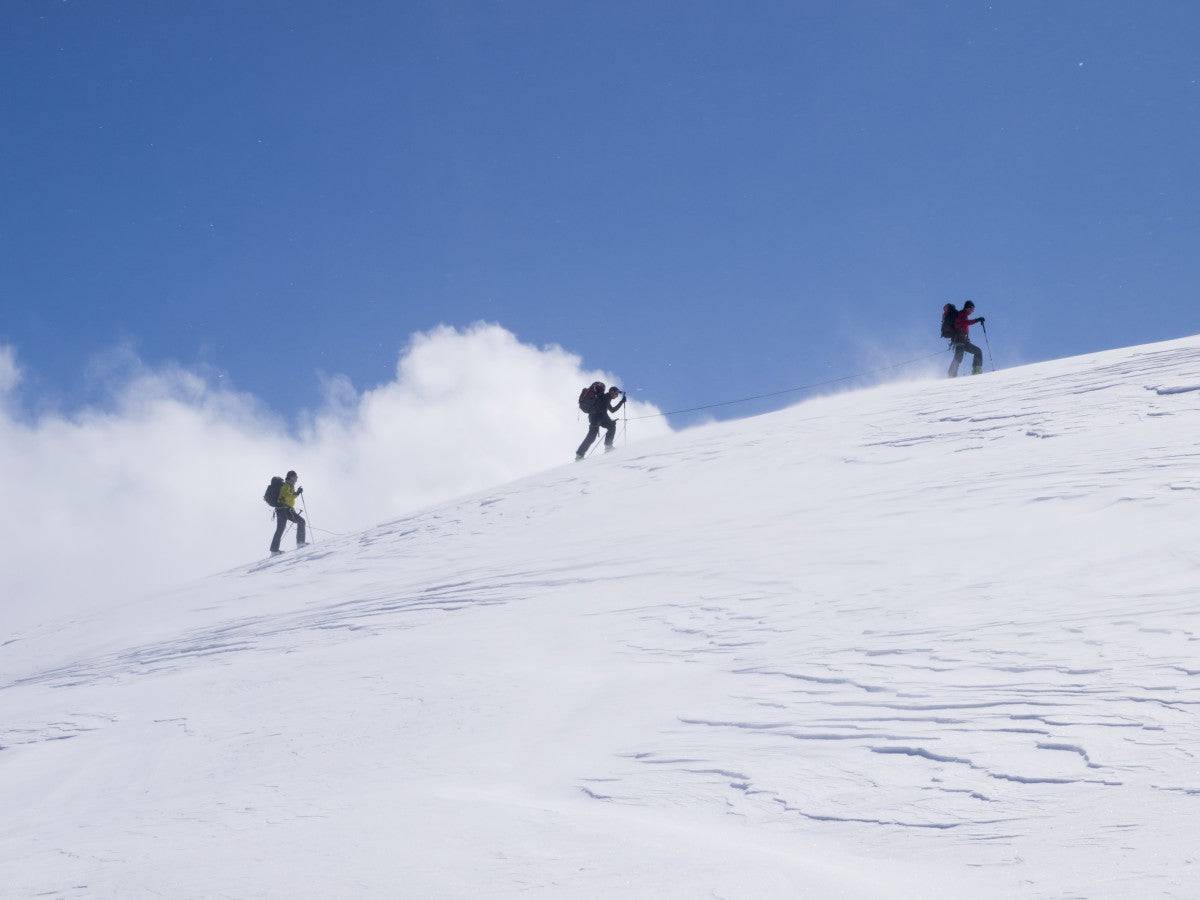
[0, 324, 669, 630]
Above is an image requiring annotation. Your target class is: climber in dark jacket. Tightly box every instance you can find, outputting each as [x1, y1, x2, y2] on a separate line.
[576, 383, 626, 459]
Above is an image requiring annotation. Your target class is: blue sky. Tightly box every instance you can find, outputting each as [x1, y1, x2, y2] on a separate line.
[4, 1, 1198, 421]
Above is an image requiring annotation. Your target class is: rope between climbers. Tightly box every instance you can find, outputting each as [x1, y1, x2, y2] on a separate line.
[308, 525, 349, 538]
[627, 350, 947, 421]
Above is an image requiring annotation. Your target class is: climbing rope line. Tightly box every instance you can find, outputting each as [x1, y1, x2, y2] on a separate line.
[626, 350, 949, 421]
[263, 350, 953, 541]
[270, 505, 349, 540]
[308, 524, 349, 538]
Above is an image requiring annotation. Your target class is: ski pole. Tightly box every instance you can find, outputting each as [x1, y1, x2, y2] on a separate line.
[623, 392, 628, 447]
[301, 491, 314, 543]
[981, 322, 996, 372]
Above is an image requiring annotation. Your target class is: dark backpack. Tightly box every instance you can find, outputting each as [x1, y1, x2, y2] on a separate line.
[940, 304, 958, 339]
[578, 382, 605, 414]
[263, 476, 284, 508]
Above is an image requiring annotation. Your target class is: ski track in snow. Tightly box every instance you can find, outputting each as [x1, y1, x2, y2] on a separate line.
[3, 338, 1200, 896]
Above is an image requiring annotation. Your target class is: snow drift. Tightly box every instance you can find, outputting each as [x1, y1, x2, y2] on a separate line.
[2, 337, 1199, 897]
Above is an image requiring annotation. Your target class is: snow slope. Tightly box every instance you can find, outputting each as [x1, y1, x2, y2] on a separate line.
[3, 337, 1200, 898]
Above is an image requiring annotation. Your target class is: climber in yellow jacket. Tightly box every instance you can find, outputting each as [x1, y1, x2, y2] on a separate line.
[270, 470, 307, 554]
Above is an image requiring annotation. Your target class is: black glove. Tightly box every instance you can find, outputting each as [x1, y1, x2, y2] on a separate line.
[977, 317, 986, 323]
[297, 487, 304, 495]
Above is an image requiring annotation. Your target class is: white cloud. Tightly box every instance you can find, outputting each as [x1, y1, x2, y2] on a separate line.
[0, 344, 21, 395]
[0, 324, 670, 630]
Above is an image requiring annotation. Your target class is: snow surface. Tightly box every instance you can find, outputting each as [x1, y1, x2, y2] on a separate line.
[3, 337, 1200, 897]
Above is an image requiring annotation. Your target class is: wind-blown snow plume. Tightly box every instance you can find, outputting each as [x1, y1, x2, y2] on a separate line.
[0, 325, 669, 629]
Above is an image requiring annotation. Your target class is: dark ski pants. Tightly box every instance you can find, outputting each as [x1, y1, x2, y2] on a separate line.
[270, 506, 306, 552]
[949, 339, 983, 377]
[577, 411, 617, 457]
